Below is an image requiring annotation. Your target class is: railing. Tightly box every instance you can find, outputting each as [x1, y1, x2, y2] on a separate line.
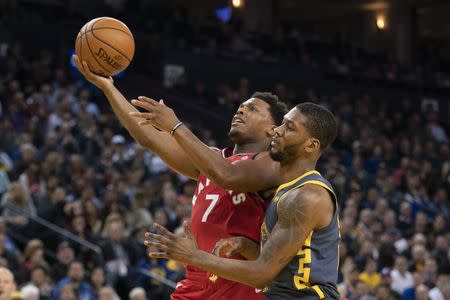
[138, 268, 177, 289]
[4, 203, 179, 288]
[4, 203, 102, 255]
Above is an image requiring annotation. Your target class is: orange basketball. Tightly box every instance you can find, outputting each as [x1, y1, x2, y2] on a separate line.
[75, 17, 135, 76]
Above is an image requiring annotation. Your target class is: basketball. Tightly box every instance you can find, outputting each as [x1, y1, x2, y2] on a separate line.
[75, 17, 135, 77]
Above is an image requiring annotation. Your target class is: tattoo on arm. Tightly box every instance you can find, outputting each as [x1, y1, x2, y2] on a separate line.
[277, 190, 312, 245]
[258, 188, 319, 269]
[216, 187, 327, 287]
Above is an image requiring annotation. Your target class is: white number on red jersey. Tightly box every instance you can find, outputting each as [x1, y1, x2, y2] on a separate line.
[201, 194, 219, 222]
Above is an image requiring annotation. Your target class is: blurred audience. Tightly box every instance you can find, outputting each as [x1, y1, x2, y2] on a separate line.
[0, 6, 448, 299]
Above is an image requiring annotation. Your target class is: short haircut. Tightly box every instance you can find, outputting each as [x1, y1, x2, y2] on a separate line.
[251, 92, 288, 126]
[295, 102, 337, 150]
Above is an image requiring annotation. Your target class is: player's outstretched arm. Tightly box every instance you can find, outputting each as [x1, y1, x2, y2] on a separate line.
[73, 55, 199, 179]
[129, 97, 280, 191]
[145, 186, 332, 289]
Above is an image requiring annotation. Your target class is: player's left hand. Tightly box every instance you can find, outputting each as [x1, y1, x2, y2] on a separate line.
[212, 236, 246, 257]
[144, 221, 199, 264]
[129, 97, 180, 132]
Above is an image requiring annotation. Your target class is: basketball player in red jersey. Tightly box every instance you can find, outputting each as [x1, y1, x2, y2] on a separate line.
[73, 55, 287, 300]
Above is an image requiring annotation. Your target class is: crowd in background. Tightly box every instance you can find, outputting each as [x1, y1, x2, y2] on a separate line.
[0, 2, 450, 300]
[1, 0, 450, 92]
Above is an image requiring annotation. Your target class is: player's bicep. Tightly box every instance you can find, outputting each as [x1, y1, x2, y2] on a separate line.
[255, 189, 322, 282]
[223, 154, 280, 191]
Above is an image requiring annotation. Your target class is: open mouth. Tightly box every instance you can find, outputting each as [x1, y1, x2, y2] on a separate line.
[271, 138, 280, 147]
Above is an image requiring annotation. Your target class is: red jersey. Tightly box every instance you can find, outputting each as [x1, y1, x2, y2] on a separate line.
[188, 148, 269, 275]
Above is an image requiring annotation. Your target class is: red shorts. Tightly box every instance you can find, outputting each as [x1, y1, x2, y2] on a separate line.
[171, 272, 265, 300]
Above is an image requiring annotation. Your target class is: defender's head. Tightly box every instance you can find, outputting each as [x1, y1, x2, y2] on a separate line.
[269, 102, 337, 163]
[228, 92, 287, 145]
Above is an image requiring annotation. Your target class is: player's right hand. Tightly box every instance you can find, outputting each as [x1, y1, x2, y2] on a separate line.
[72, 55, 113, 91]
[212, 236, 247, 258]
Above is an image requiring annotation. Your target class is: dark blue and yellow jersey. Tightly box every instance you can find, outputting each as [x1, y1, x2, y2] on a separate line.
[261, 170, 340, 300]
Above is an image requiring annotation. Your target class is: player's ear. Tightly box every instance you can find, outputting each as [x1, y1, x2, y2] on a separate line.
[305, 138, 320, 153]
[266, 125, 276, 138]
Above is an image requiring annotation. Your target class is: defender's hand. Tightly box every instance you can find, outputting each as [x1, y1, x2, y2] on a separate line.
[144, 222, 200, 264]
[212, 236, 248, 257]
[73, 55, 114, 91]
[129, 97, 180, 132]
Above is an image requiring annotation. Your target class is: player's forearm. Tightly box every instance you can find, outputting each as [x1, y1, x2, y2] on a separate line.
[192, 251, 271, 289]
[103, 84, 159, 144]
[240, 238, 261, 261]
[102, 85, 199, 179]
[173, 126, 237, 186]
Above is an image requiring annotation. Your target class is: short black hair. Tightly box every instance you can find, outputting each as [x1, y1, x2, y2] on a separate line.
[295, 102, 337, 150]
[69, 260, 84, 268]
[251, 92, 288, 126]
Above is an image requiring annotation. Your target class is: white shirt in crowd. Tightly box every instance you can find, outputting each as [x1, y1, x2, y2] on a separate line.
[390, 269, 414, 295]
[429, 286, 445, 300]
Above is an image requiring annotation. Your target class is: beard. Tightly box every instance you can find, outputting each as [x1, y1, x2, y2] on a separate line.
[269, 146, 284, 161]
[269, 144, 298, 163]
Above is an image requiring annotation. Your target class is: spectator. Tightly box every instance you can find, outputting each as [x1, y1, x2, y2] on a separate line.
[0, 163, 10, 197]
[50, 241, 75, 282]
[17, 239, 47, 284]
[383, 210, 402, 242]
[0, 267, 18, 300]
[391, 256, 414, 295]
[441, 284, 450, 300]
[98, 286, 120, 300]
[429, 274, 449, 300]
[358, 257, 381, 290]
[0, 12, 449, 299]
[160, 184, 179, 231]
[134, 243, 182, 299]
[59, 284, 76, 300]
[90, 267, 106, 297]
[374, 284, 397, 300]
[0, 218, 18, 256]
[402, 272, 425, 300]
[20, 285, 39, 300]
[410, 244, 427, 272]
[398, 202, 414, 238]
[20, 264, 52, 300]
[101, 218, 137, 298]
[416, 284, 430, 300]
[129, 287, 147, 300]
[18, 160, 46, 201]
[84, 200, 103, 236]
[52, 261, 95, 300]
[354, 240, 376, 271]
[1, 182, 36, 234]
[423, 258, 439, 287]
[0, 233, 19, 272]
[353, 280, 375, 300]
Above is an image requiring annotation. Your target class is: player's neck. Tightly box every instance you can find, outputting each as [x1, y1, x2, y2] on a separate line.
[232, 140, 269, 155]
[279, 157, 317, 183]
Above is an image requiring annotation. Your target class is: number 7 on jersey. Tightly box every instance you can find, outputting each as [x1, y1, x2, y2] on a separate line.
[202, 194, 219, 222]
